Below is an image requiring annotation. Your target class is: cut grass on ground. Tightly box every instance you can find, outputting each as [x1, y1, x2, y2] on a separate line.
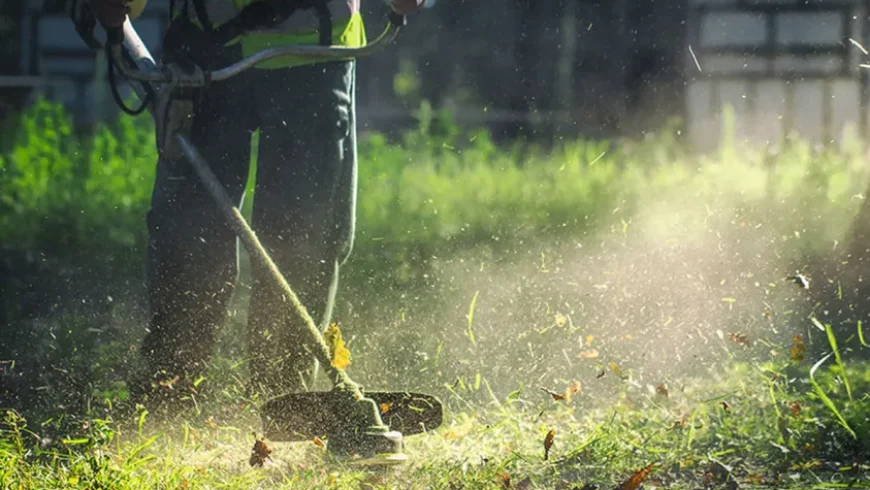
[2, 359, 868, 489]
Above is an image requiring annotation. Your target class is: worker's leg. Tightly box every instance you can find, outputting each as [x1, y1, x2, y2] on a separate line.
[247, 60, 357, 397]
[136, 68, 256, 405]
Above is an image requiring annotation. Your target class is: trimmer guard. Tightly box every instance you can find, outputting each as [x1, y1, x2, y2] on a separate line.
[260, 391, 444, 442]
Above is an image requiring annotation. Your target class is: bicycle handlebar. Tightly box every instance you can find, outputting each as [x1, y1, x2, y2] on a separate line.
[111, 17, 402, 88]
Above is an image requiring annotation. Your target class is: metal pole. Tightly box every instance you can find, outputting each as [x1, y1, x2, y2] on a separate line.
[175, 135, 374, 401]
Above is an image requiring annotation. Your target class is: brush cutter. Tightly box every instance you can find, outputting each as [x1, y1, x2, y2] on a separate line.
[69, 0, 443, 464]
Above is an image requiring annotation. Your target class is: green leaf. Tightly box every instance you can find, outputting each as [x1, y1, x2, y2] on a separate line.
[61, 438, 90, 445]
[466, 290, 479, 346]
[824, 323, 853, 401]
[809, 353, 856, 439]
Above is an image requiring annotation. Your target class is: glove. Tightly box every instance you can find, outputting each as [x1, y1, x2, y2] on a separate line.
[390, 0, 425, 15]
[91, 0, 130, 43]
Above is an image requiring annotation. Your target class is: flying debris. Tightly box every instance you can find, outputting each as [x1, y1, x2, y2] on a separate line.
[543, 429, 556, 460]
[249, 433, 273, 467]
[786, 273, 809, 290]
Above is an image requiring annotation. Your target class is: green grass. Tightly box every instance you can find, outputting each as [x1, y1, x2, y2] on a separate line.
[3, 100, 870, 287]
[4, 101, 870, 488]
[2, 356, 868, 489]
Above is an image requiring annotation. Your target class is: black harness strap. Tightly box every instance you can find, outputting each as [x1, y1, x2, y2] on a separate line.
[107, 49, 153, 116]
[191, 0, 214, 32]
[189, 0, 335, 47]
[311, 1, 333, 46]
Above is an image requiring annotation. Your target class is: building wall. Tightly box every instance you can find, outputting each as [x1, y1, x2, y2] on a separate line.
[685, 0, 868, 151]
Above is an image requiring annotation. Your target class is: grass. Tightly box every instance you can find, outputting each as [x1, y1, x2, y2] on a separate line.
[1, 356, 868, 489]
[4, 102, 870, 488]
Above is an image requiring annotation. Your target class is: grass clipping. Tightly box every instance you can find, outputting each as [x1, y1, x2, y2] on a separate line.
[324, 323, 351, 371]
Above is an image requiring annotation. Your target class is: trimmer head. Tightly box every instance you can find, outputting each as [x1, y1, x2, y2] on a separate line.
[259, 390, 443, 462]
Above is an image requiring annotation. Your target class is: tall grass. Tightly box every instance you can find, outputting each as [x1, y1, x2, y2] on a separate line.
[4, 98, 870, 397]
[0, 100, 155, 270]
[2, 99, 868, 286]
[2, 100, 870, 489]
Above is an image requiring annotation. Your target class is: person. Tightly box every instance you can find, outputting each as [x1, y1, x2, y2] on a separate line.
[89, 0, 425, 412]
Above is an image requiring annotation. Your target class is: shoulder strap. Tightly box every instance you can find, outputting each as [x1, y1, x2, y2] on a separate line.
[211, 0, 334, 47]
[311, 1, 333, 46]
[190, 0, 214, 32]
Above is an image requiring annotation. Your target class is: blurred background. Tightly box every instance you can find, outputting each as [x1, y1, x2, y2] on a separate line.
[3, 0, 870, 420]
[7, 0, 868, 147]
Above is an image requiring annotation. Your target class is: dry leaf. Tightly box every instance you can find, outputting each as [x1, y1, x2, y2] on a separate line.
[609, 362, 627, 380]
[249, 433, 272, 467]
[618, 462, 656, 490]
[540, 387, 566, 401]
[655, 384, 669, 397]
[313, 436, 326, 448]
[728, 332, 751, 347]
[564, 380, 582, 403]
[789, 335, 806, 362]
[541, 381, 582, 403]
[324, 323, 352, 371]
[789, 400, 801, 418]
[496, 472, 511, 489]
[543, 429, 556, 460]
[578, 349, 599, 359]
[158, 375, 180, 390]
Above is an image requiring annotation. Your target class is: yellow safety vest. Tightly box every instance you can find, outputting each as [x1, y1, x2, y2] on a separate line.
[133, 0, 367, 69]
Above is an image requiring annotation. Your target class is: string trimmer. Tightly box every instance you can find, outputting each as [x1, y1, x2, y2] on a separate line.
[69, 0, 443, 463]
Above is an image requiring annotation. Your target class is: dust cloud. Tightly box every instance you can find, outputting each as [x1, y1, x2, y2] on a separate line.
[353, 171, 864, 409]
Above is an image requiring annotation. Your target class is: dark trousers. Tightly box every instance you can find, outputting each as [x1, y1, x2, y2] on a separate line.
[140, 57, 358, 398]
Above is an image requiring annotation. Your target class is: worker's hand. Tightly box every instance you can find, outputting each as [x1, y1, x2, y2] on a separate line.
[391, 0, 425, 16]
[91, 0, 130, 30]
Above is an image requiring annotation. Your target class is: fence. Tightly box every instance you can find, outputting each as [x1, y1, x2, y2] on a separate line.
[7, 1, 865, 148]
[685, 0, 870, 150]
[9, 0, 169, 124]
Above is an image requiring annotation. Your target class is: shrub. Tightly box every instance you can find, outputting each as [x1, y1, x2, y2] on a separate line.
[0, 99, 156, 276]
